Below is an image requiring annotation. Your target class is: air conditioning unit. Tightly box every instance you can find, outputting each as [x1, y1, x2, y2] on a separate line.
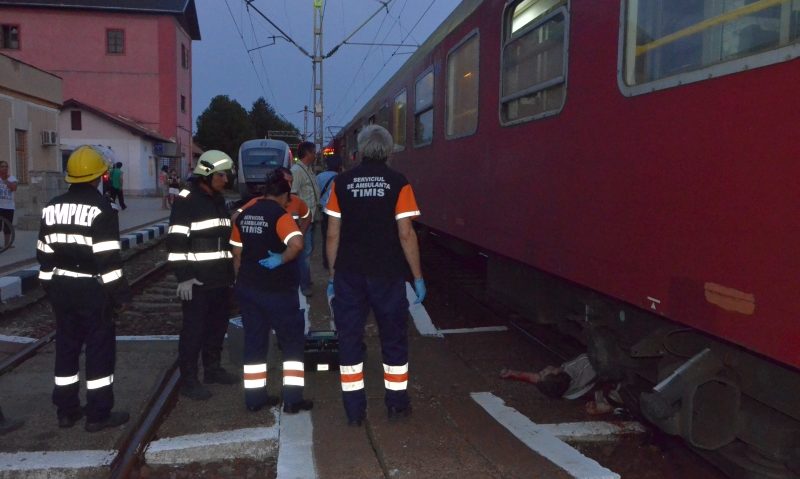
[41, 130, 58, 146]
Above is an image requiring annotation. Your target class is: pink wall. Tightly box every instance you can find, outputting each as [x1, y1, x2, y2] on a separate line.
[0, 7, 193, 164]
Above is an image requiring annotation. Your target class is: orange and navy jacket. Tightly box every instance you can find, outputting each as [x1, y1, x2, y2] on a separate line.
[230, 197, 302, 292]
[324, 162, 420, 277]
[235, 193, 309, 226]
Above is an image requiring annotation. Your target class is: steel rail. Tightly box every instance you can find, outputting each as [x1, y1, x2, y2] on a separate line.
[108, 362, 180, 479]
[0, 261, 169, 376]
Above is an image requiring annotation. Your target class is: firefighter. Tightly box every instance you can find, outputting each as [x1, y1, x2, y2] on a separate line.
[324, 125, 426, 426]
[230, 171, 313, 413]
[167, 150, 237, 400]
[37, 145, 131, 432]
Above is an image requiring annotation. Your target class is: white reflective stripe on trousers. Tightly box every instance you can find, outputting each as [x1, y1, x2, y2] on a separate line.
[243, 363, 267, 389]
[38, 270, 54, 280]
[283, 361, 304, 387]
[86, 374, 113, 390]
[340, 363, 364, 392]
[54, 374, 79, 386]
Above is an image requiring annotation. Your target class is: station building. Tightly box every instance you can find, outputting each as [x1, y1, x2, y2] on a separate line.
[0, 52, 64, 229]
[0, 0, 201, 198]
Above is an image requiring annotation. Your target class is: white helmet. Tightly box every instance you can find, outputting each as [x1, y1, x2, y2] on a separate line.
[194, 150, 233, 176]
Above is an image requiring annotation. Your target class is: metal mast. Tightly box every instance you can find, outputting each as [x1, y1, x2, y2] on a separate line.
[312, 0, 324, 158]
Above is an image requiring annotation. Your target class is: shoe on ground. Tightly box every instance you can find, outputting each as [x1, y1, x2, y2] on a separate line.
[181, 377, 212, 401]
[347, 417, 364, 427]
[204, 366, 238, 385]
[283, 399, 314, 414]
[0, 417, 24, 435]
[57, 410, 84, 429]
[387, 405, 412, 421]
[85, 411, 129, 433]
[247, 396, 280, 412]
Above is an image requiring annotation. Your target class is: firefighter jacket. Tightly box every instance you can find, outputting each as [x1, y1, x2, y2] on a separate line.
[36, 183, 131, 305]
[167, 184, 234, 289]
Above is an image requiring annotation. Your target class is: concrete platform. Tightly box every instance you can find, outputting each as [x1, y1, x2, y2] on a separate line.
[0, 340, 176, 478]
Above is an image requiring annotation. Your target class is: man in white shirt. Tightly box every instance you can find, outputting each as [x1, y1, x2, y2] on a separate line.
[0, 160, 18, 249]
[290, 142, 321, 297]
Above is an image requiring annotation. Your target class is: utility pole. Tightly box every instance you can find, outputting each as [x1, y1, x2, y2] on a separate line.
[301, 105, 309, 140]
[312, 0, 324, 161]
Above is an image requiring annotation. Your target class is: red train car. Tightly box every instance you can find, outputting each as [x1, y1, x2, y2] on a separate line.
[336, 0, 800, 476]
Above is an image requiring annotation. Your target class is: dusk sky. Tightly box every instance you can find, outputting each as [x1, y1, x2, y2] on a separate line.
[192, 0, 462, 141]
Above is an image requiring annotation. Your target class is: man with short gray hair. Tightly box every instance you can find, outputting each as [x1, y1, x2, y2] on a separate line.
[324, 124, 426, 426]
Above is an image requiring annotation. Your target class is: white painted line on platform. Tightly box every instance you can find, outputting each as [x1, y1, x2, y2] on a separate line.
[539, 421, 647, 442]
[406, 282, 443, 338]
[116, 335, 179, 341]
[471, 392, 620, 479]
[145, 425, 279, 465]
[0, 334, 37, 343]
[0, 450, 115, 471]
[438, 326, 509, 335]
[277, 409, 317, 479]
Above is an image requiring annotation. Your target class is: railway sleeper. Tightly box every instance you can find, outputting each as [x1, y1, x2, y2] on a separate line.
[425, 228, 800, 479]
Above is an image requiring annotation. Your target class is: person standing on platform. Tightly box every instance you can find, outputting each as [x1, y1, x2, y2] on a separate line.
[324, 125, 426, 426]
[230, 171, 313, 414]
[291, 142, 321, 297]
[37, 145, 131, 432]
[0, 160, 17, 249]
[109, 162, 127, 210]
[316, 155, 341, 270]
[160, 165, 170, 209]
[167, 150, 237, 401]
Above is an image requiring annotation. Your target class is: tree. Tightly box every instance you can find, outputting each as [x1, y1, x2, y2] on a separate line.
[249, 97, 301, 145]
[194, 95, 254, 162]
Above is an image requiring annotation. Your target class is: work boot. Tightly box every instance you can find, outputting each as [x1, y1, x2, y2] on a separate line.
[203, 366, 238, 385]
[0, 408, 24, 435]
[283, 399, 314, 414]
[57, 409, 84, 429]
[387, 405, 412, 421]
[85, 411, 129, 433]
[247, 396, 280, 412]
[181, 376, 212, 400]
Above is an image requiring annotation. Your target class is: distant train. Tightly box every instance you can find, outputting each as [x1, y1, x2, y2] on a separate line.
[333, 1, 800, 477]
[236, 139, 293, 201]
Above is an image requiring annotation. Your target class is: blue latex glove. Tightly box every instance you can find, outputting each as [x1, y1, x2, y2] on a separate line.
[326, 279, 335, 297]
[258, 251, 283, 270]
[413, 278, 426, 304]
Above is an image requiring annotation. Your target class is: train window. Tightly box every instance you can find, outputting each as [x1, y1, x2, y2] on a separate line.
[621, 0, 800, 95]
[446, 30, 479, 138]
[378, 103, 389, 130]
[393, 90, 407, 151]
[500, 0, 568, 125]
[414, 69, 434, 146]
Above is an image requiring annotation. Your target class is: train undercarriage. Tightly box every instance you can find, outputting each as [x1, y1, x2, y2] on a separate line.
[425, 228, 800, 479]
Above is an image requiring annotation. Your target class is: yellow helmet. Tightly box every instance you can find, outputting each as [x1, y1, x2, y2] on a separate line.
[194, 150, 233, 176]
[65, 146, 108, 184]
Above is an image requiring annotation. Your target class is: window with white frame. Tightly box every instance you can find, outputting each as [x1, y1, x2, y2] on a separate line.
[446, 32, 479, 138]
[393, 90, 407, 150]
[500, 0, 568, 124]
[622, 0, 800, 88]
[414, 70, 434, 146]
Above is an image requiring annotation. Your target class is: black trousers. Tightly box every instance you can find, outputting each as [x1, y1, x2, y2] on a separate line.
[179, 287, 230, 378]
[109, 187, 126, 208]
[48, 278, 116, 422]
